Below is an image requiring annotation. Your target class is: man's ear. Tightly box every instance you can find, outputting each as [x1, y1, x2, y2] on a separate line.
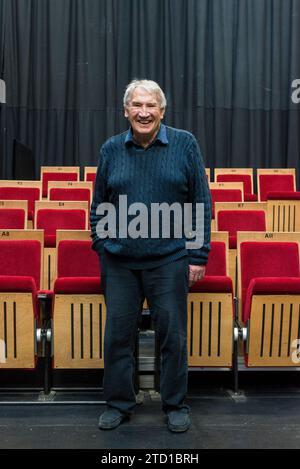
[124, 107, 129, 118]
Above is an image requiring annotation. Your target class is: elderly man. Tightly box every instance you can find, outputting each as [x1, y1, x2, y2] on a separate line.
[90, 79, 211, 432]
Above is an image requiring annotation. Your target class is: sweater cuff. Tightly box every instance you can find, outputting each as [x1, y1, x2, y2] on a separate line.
[188, 250, 209, 266]
[188, 257, 207, 266]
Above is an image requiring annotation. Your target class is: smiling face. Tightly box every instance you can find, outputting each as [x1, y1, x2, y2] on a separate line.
[124, 87, 165, 147]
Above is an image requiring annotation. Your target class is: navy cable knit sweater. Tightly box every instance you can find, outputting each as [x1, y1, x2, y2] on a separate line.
[90, 124, 211, 269]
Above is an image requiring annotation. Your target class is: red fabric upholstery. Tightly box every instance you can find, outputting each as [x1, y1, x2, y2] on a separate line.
[244, 193, 258, 201]
[44, 235, 56, 248]
[54, 277, 102, 294]
[217, 210, 266, 249]
[86, 173, 96, 190]
[244, 277, 300, 322]
[86, 173, 96, 182]
[42, 172, 78, 197]
[0, 208, 26, 229]
[189, 241, 233, 294]
[228, 235, 236, 248]
[49, 188, 91, 204]
[0, 238, 41, 320]
[259, 174, 295, 201]
[189, 275, 233, 293]
[240, 241, 300, 321]
[266, 191, 300, 200]
[54, 242, 102, 308]
[0, 187, 40, 220]
[210, 189, 243, 218]
[0, 275, 37, 292]
[57, 240, 100, 277]
[205, 241, 227, 276]
[216, 174, 252, 196]
[0, 240, 42, 289]
[36, 209, 86, 247]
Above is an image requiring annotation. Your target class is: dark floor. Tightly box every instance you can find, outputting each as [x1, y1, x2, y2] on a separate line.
[1, 332, 300, 450]
[0, 386, 300, 449]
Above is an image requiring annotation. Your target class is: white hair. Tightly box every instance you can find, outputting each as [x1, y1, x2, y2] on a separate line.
[123, 79, 167, 109]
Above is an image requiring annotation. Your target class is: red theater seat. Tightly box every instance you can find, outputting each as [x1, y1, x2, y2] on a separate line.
[238, 238, 300, 367]
[52, 238, 105, 369]
[258, 174, 295, 201]
[210, 189, 243, 218]
[49, 188, 91, 204]
[217, 210, 266, 249]
[189, 241, 233, 293]
[0, 208, 26, 229]
[84, 167, 97, 190]
[86, 173, 96, 189]
[0, 187, 40, 221]
[36, 209, 87, 247]
[187, 240, 235, 369]
[240, 241, 300, 323]
[0, 240, 41, 289]
[56, 240, 100, 279]
[266, 191, 300, 200]
[42, 172, 78, 198]
[0, 238, 42, 368]
[216, 174, 257, 201]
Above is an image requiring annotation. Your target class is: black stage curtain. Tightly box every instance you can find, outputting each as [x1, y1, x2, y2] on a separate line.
[0, 0, 5, 178]
[0, 0, 299, 182]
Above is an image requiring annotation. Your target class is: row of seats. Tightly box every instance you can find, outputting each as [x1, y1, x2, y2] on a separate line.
[0, 180, 93, 224]
[0, 201, 90, 289]
[1, 198, 300, 292]
[82, 166, 299, 203]
[0, 170, 299, 225]
[41, 166, 299, 202]
[1, 229, 300, 376]
[0, 200, 88, 232]
[1, 166, 299, 206]
[207, 167, 298, 201]
[0, 230, 104, 371]
[2, 198, 299, 235]
[41, 166, 95, 197]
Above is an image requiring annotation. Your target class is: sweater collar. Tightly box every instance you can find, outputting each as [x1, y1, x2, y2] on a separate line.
[125, 124, 169, 148]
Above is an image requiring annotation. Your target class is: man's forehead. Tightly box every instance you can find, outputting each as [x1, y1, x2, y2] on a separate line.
[130, 87, 158, 102]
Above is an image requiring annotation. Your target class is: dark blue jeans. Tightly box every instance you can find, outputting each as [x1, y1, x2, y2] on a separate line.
[100, 252, 190, 414]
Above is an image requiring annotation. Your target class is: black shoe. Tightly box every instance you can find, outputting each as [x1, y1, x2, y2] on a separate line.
[98, 408, 127, 430]
[167, 410, 190, 433]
